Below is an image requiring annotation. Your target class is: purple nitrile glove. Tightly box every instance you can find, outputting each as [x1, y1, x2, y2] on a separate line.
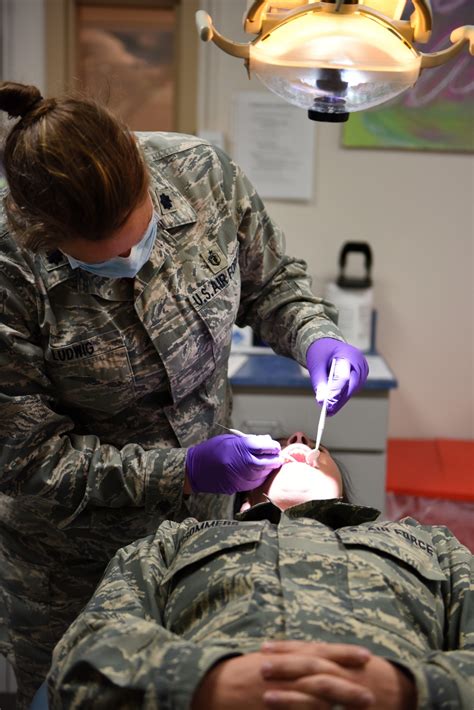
[306, 338, 369, 416]
[186, 433, 284, 494]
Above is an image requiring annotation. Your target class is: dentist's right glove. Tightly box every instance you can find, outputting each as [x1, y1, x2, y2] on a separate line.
[186, 433, 284, 494]
[306, 338, 369, 416]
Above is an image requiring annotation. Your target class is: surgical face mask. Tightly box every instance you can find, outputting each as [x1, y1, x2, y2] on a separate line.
[66, 211, 158, 279]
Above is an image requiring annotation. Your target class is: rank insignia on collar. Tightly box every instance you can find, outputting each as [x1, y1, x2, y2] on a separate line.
[47, 249, 65, 265]
[43, 248, 69, 273]
[159, 193, 173, 211]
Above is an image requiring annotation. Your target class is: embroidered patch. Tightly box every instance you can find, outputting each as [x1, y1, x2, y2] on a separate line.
[201, 244, 227, 274]
[366, 524, 435, 557]
[44, 250, 68, 271]
[48, 250, 64, 265]
[182, 519, 239, 544]
[50, 341, 95, 361]
[190, 252, 239, 310]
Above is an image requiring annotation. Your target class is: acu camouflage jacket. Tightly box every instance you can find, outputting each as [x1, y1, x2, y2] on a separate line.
[48, 500, 474, 710]
[0, 132, 342, 545]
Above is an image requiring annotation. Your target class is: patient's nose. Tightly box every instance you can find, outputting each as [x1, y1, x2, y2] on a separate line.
[287, 432, 311, 446]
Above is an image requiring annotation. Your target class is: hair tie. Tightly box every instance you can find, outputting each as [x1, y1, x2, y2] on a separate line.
[25, 94, 44, 114]
[22, 95, 57, 121]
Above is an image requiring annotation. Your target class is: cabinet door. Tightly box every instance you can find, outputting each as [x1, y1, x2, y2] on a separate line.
[231, 391, 389, 450]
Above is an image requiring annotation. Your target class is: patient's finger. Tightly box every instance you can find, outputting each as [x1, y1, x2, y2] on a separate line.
[261, 654, 346, 681]
[294, 674, 374, 706]
[261, 640, 371, 666]
[264, 674, 374, 707]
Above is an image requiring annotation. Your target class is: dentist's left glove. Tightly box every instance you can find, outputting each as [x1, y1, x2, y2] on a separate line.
[186, 433, 284, 494]
[306, 338, 369, 416]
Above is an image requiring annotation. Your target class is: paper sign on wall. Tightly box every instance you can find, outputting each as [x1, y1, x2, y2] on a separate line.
[231, 91, 315, 201]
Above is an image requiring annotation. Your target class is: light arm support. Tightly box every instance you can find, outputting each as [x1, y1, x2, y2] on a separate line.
[245, 0, 269, 33]
[420, 25, 474, 69]
[410, 0, 433, 43]
[197, 4, 472, 67]
[244, 0, 434, 40]
[244, 1, 308, 34]
[195, 10, 250, 59]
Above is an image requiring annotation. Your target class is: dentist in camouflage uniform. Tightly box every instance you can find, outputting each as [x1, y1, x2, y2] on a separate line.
[0, 81, 368, 706]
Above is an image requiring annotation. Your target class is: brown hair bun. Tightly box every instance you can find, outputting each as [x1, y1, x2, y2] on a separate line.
[0, 81, 43, 119]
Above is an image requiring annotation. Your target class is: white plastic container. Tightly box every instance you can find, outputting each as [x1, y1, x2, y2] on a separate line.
[325, 242, 374, 353]
[231, 325, 253, 350]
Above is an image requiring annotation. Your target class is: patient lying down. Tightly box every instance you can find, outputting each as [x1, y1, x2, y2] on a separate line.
[47, 432, 473, 710]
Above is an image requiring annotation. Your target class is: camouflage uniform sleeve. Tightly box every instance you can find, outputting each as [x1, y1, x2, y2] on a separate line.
[0, 236, 185, 524]
[394, 521, 474, 709]
[47, 519, 239, 710]
[215, 147, 344, 365]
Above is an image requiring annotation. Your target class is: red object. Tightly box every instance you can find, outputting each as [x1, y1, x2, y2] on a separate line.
[387, 439, 474, 501]
[386, 439, 474, 552]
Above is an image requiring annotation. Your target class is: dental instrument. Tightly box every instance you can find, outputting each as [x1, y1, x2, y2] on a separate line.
[216, 423, 247, 437]
[309, 358, 337, 466]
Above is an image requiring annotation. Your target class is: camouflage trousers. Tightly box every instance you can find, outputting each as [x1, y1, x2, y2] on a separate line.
[0, 491, 234, 708]
[0, 547, 102, 709]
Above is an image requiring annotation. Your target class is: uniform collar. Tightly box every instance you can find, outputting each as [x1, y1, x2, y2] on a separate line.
[236, 499, 381, 527]
[38, 250, 135, 301]
[140, 134, 197, 234]
[39, 249, 74, 289]
[37, 165, 196, 296]
[148, 172, 197, 233]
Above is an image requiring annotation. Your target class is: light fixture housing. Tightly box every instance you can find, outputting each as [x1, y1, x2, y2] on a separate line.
[196, 0, 473, 122]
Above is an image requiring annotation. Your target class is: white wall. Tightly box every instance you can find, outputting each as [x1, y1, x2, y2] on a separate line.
[1, 0, 45, 90]
[198, 0, 474, 440]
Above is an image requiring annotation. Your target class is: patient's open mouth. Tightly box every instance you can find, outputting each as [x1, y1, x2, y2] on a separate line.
[283, 443, 316, 466]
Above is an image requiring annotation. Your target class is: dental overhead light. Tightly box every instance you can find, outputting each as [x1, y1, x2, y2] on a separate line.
[196, 0, 473, 122]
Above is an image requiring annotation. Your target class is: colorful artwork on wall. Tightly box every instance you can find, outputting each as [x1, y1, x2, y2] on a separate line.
[342, 0, 474, 152]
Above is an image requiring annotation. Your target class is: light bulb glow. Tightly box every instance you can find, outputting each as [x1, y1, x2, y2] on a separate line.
[249, 12, 421, 113]
[251, 13, 419, 71]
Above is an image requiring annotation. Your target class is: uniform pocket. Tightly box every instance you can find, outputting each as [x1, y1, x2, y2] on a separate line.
[152, 307, 217, 405]
[160, 524, 261, 639]
[190, 249, 241, 358]
[45, 330, 135, 415]
[154, 250, 240, 404]
[339, 526, 446, 649]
